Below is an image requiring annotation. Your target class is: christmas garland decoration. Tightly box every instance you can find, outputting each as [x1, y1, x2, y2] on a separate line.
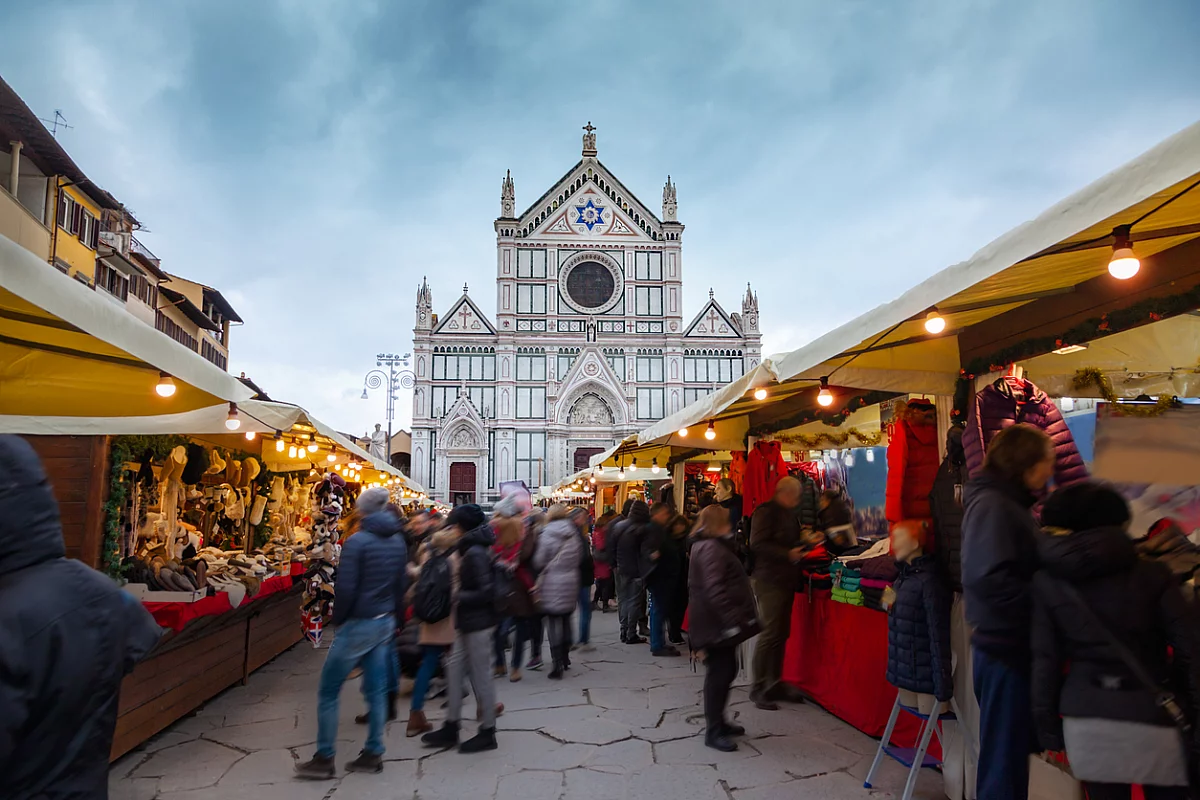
[767, 428, 883, 449]
[1071, 367, 1176, 417]
[953, 287, 1200, 420]
[103, 435, 189, 579]
[748, 390, 895, 439]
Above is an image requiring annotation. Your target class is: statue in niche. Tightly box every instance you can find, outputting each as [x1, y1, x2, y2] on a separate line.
[569, 394, 614, 426]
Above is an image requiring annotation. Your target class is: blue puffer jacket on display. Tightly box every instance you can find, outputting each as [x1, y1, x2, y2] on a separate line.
[886, 554, 953, 701]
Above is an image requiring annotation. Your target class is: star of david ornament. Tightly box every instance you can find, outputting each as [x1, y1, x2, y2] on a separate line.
[574, 199, 605, 231]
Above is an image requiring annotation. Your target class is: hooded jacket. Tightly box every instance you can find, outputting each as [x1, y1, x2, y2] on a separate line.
[409, 528, 462, 646]
[960, 470, 1041, 659]
[687, 533, 760, 650]
[0, 435, 163, 799]
[456, 523, 498, 632]
[533, 519, 584, 614]
[1032, 525, 1200, 752]
[332, 510, 408, 625]
[1137, 520, 1200, 595]
[930, 426, 967, 592]
[614, 502, 648, 578]
[962, 378, 1089, 487]
[886, 555, 953, 701]
[885, 400, 940, 524]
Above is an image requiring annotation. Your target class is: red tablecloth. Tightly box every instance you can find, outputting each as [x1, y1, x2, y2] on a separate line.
[783, 591, 941, 758]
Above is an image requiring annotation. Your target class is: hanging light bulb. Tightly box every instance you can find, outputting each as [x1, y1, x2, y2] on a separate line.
[651, 458, 660, 474]
[706, 461, 722, 472]
[155, 372, 176, 398]
[334, 463, 342, 473]
[704, 421, 717, 440]
[309, 468, 317, 476]
[617, 461, 626, 480]
[590, 475, 597, 484]
[224, 402, 241, 431]
[307, 433, 318, 453]
[327, 445, 338, 463]
[817, 378, 834, 408]
[274, 430, 285, 452]
[631, 457, 638, 471]
[924, 309, 946, 335]
[288, 444, 297, 458]
[754, 386, 768, 401]
[678, 427, 689, 437]
[244, 430, 256, 441]
[1109, 224, 1140, 280]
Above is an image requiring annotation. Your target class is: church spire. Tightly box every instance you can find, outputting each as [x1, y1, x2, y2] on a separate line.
[582, 121, 597, 157]
[415, 276, 433, 331]
[663, 175, 677, 222]
[500, 169, 515, 218]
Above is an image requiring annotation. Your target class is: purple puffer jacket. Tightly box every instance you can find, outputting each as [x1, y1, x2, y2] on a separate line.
[963, 379, 1089, 487]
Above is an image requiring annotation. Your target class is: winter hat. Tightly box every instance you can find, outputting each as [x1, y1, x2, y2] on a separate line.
[446, 503, 486, 532]
[181, 443, 209, 485]
[627, 500, 650, 523]
[356, 487, 390, 516]
[1041, 481, 1130, 533]
[492, 493, 526, 519]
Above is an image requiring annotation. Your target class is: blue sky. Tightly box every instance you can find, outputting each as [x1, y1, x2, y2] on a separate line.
[2, 0, 1198, 437]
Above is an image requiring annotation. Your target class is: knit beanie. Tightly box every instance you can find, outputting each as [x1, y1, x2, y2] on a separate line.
[446, 503, 486, 532]
[1041, 482, 1130, 532]
[356, 487, 390, 516]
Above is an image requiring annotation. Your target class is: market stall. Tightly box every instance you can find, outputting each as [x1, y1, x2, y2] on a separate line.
[597, 119, 1200, 797]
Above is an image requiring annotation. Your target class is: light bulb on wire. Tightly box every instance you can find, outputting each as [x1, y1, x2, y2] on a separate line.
[678, 427, 688, 438]
[924, 309, 946, 334]
[754, 386, 768, 401]
[224, 402, 241, 431]
[817, 378, 834, 408]
[288, 444, 297, 458]
[274, 431, 285, 452]
[1109, 224, 1140, 280]
[244, 430, 256, 441]
[155, 372, 176, 398]
[307, 434, 318, 453]
[327, 444, 337, 463]
[651, 458, 660, 474]
[704, 421, 717, 440]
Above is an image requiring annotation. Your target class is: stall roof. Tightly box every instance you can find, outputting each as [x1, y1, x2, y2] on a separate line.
[0, 233, 253, 416]
[638, 118, 1200, 446]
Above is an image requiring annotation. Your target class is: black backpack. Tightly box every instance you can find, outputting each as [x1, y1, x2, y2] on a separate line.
[412, 550, 453, 623]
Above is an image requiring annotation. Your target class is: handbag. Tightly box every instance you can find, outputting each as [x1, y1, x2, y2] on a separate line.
[1055, 579, 1198, 788]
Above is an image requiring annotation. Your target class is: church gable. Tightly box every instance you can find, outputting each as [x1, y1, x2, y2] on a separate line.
[437, 392, 487, 447]
[555, 347, 629, 425]
[516, 160, 663, 242]
[434, 294, 497, 336]
[685, 298, 742, 339]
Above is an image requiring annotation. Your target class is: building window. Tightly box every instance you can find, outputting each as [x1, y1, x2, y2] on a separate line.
[154, 310, 198, 351]
[79, 210, 98, 249]
[516, 351, 546, 381]
[635, 286, 663, 316]
[129, 274, 158, 307]
[515, 431, 546, 488]
[636, 354, 664, 382]
[201, 339, 228, 371]
[431, 385, 495, 418]
[95, 262, 129, 301]
[488, 431, 496, 489]
[684, 352, 745, 383]
[516, 387, 546, 419]
[432, 350, 496, 381]
[684, 387, 714, 406]
[428, 431, 437, 489]
[516, 248, 547, 278]
[556, 348, 580, 379]
[57, 193, 79, 235]
[603, 349, 625, 377]
[634, 251, 663, 280]
[516, 284, 547, 314]
[636, 388, 665, 420]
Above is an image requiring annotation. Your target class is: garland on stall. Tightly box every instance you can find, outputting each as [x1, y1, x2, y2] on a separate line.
[1071, 367, 1176, 417]
[766, 428, 883, 449]
[748, 390, 895, 440]
[952, 289, 1200, 420]
[103, 435, 189, 579]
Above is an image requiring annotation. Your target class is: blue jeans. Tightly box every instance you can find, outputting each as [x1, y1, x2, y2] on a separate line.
[648, 587, 668, 652]
[493, 617, 513, 668]
[973, 647, 1032, 800]
[577, 585, 592, 644]
[411, 645, 446, 713]
[317, 615, 394, 758]
[509, 617, 534, 670]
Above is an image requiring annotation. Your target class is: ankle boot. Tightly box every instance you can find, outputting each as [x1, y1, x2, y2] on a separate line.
[421, 720, 460, 749]
[548, 648, 564, 680]
[459, 726, 498, 753]
[406, 709, 432, 738]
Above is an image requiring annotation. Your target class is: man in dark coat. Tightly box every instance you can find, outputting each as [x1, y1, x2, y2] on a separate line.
[644, 503, 681, 657]
[0, 435, 162, 799]
[614, 500, 650, 644]
[298, 488, 408, 779]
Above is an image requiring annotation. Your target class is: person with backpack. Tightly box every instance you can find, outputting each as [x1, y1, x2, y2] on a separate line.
[569, 507, 597, 651]
[422, 504, 500, 754]
[403, 522, 461, 738]
[534, 504, 584, 679]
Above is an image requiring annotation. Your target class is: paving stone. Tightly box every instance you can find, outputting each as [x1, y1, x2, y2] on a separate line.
[628, 763, 725, 799]
[599, 707, 664, 729]
[107, 776, 158, 800]
[653, 734, 758, 766]
[542, 718, 632, 745]
[708, 753, 795, 790]
[214, 749, 296, 787]
[158, 783, 330, 800]
[337, 761, 420, 799]
[630, 722, 704, 743]
[501, 704, 604, 730]
[203, 716, 306, 751]
[563, 767, 628, 799]
[132, 739, 244, 792]
[750, 733, 861, 778]
[647, 683, 702, 712]
[587, 687, 650, 710]
[501, 687, 590, 712]
[847, 753, 946, 800]
[585, 737, 654, 772]
[495, 770, 564, 800]
[734, 771, 876, 800]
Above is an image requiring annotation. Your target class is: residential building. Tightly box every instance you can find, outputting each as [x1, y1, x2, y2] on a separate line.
[411, 125, 762, 505]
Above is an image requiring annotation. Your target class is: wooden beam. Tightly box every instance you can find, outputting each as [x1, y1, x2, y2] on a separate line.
[958, 236, 1200, 365]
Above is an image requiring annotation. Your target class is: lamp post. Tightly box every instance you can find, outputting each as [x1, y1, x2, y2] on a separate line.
[361, 353, 415, 462]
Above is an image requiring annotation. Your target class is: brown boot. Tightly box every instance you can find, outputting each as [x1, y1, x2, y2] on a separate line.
[406, 710, 433, 738]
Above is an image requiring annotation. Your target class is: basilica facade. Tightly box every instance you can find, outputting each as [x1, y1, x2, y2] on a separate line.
[410, 126, 762, 506]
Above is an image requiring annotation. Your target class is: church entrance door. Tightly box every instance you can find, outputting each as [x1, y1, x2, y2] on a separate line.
[449, 461, 476, 506]
[574, 447, 605, 473]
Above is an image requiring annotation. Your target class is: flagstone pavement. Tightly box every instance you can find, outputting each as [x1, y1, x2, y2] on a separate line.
[109, 611, 945, 799]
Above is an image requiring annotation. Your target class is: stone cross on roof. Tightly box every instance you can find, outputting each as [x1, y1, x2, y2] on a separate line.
[582, 121, 598, 156]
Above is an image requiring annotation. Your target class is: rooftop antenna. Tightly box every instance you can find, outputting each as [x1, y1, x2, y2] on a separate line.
[38, 110, 73, 137]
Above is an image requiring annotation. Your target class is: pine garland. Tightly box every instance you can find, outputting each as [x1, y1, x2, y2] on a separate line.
[768, 428, 883, 449]
[1071, 367, 1175, 417]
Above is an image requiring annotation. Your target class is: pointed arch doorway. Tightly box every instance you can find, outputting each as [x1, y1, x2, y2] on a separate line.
[449, 462, 477, 506]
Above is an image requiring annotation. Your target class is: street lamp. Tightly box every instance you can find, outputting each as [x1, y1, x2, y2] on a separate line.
[361, 352, 416, 462]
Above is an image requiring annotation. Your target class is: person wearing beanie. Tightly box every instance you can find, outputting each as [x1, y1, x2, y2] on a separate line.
[1033, 482, 1199, 796]
[0, 436, 162, 799]
[296, 490, 408, 779]
[423, 504, 501, 754]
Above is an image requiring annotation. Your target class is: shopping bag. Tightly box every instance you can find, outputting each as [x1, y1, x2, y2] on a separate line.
[1028, 755, 1082, 800]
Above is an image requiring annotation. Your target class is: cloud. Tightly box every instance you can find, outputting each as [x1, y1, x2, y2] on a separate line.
[1, 0, 1198, 437]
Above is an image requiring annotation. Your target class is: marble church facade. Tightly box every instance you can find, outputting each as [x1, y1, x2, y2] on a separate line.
[410, 126, 762, 506]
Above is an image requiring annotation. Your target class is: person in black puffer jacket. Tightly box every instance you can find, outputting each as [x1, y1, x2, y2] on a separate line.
[930, 426, 966, 592]
[1033, 483, 1199, 796]
[423, 504, 500, 754]
[0, 436, 162, 800]
[615, 500, 649, 643]
[886, 520, 952, 703]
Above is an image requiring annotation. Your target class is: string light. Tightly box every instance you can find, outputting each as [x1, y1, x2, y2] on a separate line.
[678, 427, 689, 437]
[651, 458, 660, 474]
[705, 421, 717, 440]
[817, 378, 834, 408]
[327, 445, 337, 463]
[274, 430, 285, 452]
[244, 430, 256, 441]
[924, 309, 946, 334]
[1109, 224, 1140, 280]
[155, 372, 176, 398]
[288, 444, 297, 458]
[307, 433, 318, 453]
[224, 402, 241, 431]
[754, 386, 768, 401]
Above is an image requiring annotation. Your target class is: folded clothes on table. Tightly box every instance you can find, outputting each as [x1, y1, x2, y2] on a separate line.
[856, 554, 899, 582]
[859, 577, 892, 590]
[831, 586, 864, 606]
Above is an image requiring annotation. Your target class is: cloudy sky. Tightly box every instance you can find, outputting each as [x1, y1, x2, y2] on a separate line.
[2, 0, 1198, 437]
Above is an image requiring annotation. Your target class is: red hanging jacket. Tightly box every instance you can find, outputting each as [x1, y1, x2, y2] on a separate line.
[743, 440, 788, 516]
[885, 400, 940, 524]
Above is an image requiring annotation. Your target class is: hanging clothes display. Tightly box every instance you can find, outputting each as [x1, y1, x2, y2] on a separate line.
[885, 399, 940, 525]
[792, 459, 825, 488]
[930, 427, 967, 593]
[962, 376, 1089, 487]
[743, 439, 788, 515]
[728, 450, 748, 495]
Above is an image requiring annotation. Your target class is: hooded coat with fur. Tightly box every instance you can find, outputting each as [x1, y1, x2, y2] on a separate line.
[533, 519, 584, 614]
[886, 399, 940, 525]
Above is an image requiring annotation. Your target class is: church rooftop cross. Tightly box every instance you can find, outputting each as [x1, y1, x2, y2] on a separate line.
[582, 121, 598, 156]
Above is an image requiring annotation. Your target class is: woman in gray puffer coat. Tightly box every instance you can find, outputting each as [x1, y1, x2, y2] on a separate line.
[534, 504, 584, 679]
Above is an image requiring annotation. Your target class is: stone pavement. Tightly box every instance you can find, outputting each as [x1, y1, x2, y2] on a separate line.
[109, 610, 945, 799]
